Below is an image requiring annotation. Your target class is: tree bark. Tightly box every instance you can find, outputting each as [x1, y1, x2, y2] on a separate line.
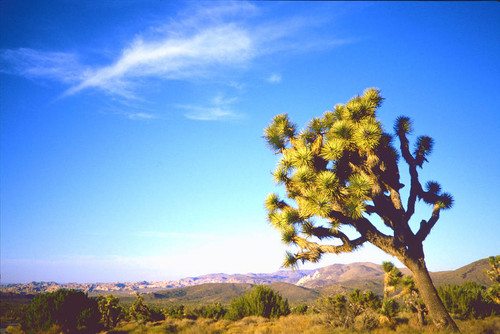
[406, 257, 460, 332]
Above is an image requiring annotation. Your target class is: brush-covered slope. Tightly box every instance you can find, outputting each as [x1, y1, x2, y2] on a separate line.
[296, 262, 385, 289]
[146, 282, 319, 306]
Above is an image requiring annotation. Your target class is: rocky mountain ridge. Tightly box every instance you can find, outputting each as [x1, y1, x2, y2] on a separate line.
[1, 258, 492, 295]
[0, 269, 315, 295]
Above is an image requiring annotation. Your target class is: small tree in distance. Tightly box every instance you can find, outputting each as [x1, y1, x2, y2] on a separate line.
[264, 88, 459, 331]
[227, 285, 290, 320]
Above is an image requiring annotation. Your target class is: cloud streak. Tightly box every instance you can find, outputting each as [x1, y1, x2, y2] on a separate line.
[1, 48, 85, 83]
[179, 94, 241, 121]
[66, 25, 254, 98]
[1, 2, 352, 120]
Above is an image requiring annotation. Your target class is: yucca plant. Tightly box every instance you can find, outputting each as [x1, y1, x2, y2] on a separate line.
[264, 88, 458, 331]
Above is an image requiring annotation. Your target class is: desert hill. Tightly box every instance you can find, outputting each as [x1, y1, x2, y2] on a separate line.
[1, 257, 494, 296]
[430, 257, 492, 287]
[145, 282, 320, 306]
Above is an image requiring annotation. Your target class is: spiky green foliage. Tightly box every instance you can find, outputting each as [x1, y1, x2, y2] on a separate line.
[394, 116, 412, 134]
[264, 88, 458, 330]
[264, 88, 454, 268]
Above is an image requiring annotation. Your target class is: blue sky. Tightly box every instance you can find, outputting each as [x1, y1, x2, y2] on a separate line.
[1, 1, 499, 283]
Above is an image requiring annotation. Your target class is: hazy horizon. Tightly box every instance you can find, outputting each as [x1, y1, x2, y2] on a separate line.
[1, 1, 499, 284]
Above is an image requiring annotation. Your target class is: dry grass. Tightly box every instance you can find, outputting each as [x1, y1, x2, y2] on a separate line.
[8, 314, 497, 333]
[102, 314, 500, 334]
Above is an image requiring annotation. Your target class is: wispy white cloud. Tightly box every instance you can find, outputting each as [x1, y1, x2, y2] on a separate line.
[267, 73, 282, 83]
[1, 48, 85, 83]
[65, 24, 254, 98]
[180, 93, 241, 121]
[1, 2, 353, 119]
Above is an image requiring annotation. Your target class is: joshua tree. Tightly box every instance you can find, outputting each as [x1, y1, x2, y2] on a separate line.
[486, 255, 500, 304]
[383, 262, 427, 327]
[264, 88, 458, 331]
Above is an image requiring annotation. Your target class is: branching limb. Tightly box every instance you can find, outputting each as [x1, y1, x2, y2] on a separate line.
[365, 204, 394, 229]
[395, 117, 424, 222]
[292, 234, 367, 263]
[415, 204, 440, 242]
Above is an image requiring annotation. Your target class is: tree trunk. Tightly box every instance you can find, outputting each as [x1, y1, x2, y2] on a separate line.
[406, 258, 460, 332]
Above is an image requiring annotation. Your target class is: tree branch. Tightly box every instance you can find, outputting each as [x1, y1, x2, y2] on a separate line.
[293, 234, 367, 262]
[397, 129, 422, 222]
[415, 204, 441, 242]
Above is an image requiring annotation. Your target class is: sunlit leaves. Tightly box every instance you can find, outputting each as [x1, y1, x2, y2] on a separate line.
[348, 174, 372, 199]
[316, 170, 339, 197]
[331, 120, 354, 142]
[281, 226, 296, 245]
[293, 166, 315, 187]
[301, 192, 332, 218]
[291, 146, 313, 167]
[321, 140, 344, 161]
[267, 211, 282, 230]
[394, 116, 412, 135]
[281, 207, 302, 225]
[333, 104, 349, 120]
[283, 251, 298, 269]
[264, 126, 285, 152]
[346, 98, 366, 121]
[322, 111, 337, 129]
[346, 199, 366, 219]
[307, 117, 325, 135]
[265, 193, 284, 213]
[363, 87, 384, 108]
[436, 192, 454, 210]
[414, 135, 434, 166]
[354, 119, 382, 151]
[272, 166, 289, 185]
[264, 113, 296, 152]
[267, 207, 302, 231]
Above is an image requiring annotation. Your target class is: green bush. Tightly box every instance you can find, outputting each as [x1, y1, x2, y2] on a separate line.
[164, 304, 185, 319]
[227, 285, 290, 320]
[438, 282, 499, 319]
[96, 295, 123, 329]
[380, 298, 399, 321]
[292, 303, 308, 314]
[201, 302, 227, 320]
[21, 289, 100, 334]
[129, 293, 164, 323]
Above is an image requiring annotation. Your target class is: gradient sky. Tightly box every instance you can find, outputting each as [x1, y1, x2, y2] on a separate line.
[1, 1, 499, 284]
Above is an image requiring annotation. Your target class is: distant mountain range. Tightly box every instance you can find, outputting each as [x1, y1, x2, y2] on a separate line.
[1, 258, 493, 296]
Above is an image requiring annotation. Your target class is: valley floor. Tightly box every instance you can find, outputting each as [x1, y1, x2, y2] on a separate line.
[102, 314, 500, 334]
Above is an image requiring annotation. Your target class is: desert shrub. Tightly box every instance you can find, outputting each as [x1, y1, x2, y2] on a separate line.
[227, 285, 290, 320]
[380, 298, 399, 320]
[20, 289, 100, 334]
[164, 304, 185, 319]
[353, 309, 380, 331]
[316, 294, 354, 328]
[292, 303, 309, 314]
[201, 302, 228, 320]
[96, 294, 123, 329]
[488, 284, 500, 305]
[315, 289, 381, 329]
[129, 293, 164, 323]
[186, 303, 227, 320]
[349, 288, 381, 314]
[438, 282, 499, 319]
